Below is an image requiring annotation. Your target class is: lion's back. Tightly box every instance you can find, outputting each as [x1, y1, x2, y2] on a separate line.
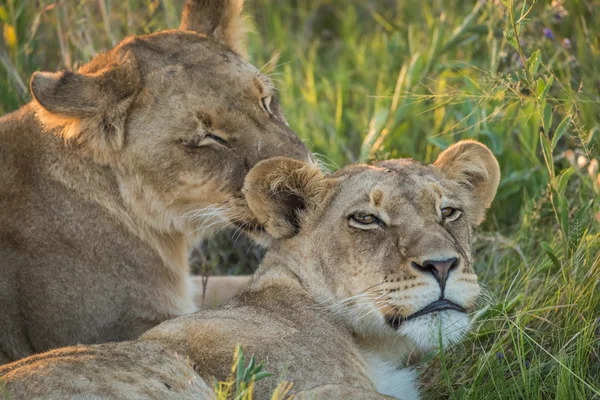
[0, 341, 213, 400]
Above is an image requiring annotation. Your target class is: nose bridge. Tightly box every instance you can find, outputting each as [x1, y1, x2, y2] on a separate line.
[397, 218, 457, 261]
[416, 228, 459, 263]
[251, 123, 311, 166]
[270, 123, 311, 161]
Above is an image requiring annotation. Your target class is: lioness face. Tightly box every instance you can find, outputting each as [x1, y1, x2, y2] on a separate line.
[118, 33, 310, 232]
[29, 0, 311, 234]
[309, 161, 483, 350]
[243, 141, 499, 351]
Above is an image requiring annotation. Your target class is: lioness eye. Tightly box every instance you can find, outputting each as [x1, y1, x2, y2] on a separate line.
[354, 214, 374, 224]
[261, 96, 273, 115]
[206, 133, 227, 146]
[181, 133, 228, 149]
[441, 207, 461, 221]
[349, 213, 384, 229]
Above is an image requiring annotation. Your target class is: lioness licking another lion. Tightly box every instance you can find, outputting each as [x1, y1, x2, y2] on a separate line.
[0, 141, 500, 400]
[0, 0, 310, 364]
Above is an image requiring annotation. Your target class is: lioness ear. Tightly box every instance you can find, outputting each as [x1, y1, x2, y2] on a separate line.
[434, 140, 500, 226]
[243, 157, 330, 239]
[30, 56, 141, 163]
[179, 0, 247, 57]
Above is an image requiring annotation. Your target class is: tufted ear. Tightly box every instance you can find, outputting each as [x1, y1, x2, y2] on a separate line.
[30, 55, 141, 163]
[179, 0, 247, 57]
[434, 140, 500, 226]
[242, 157, 330, 240]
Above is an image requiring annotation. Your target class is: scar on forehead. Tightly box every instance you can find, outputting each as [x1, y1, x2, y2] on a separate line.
[371, 190, 384, 207]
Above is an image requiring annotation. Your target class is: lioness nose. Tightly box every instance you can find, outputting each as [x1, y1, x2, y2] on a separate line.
[412, 257, 459, 293]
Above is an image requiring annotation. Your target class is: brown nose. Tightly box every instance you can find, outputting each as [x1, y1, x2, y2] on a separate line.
[412, 257, 459, 294]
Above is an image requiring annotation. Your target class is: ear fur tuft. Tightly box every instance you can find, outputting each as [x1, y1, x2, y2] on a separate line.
[243, 157, 331, 239]
[179, 0, 248, 57]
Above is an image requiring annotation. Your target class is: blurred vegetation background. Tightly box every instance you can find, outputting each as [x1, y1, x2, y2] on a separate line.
[1, 0, 599, 398]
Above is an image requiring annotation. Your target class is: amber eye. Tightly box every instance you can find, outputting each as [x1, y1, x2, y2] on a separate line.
[441, 207, 461, 221]
[354, 214, 374, 224]
[349, 213, 384, 229]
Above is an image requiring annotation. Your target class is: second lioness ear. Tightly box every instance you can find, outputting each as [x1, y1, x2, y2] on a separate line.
[179, 0, 247, 57]
[243, 157, 330, 239]
[434, 140, 500, 226]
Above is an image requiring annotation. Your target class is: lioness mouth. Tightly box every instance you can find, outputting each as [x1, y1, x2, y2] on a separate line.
[406, 299, 466, 321]
[386, 299, 466, 330]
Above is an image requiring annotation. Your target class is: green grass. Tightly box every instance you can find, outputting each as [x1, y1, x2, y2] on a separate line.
[1, 0, 599, 398]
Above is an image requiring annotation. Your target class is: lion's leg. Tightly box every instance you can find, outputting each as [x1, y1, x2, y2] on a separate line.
[192, 275, 251, 310]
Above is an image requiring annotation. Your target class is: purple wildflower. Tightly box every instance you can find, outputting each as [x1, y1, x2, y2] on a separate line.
[562, 38, 571, 49]
[543, 28, 555, 40]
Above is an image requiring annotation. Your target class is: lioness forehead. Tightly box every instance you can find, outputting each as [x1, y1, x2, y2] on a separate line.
[334, 160, 440, 191]
[331, 160, 459, 214]
[81, 30, 260, 82]
[126, 32, 240, 67]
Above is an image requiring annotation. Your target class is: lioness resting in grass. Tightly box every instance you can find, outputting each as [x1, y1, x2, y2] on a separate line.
[0, 0, 310, 364]
[0, 140, 499, 399]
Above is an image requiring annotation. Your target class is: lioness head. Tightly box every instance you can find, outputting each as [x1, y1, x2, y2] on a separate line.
[242, 141, 499, 351]
[29, 0, 310, 233]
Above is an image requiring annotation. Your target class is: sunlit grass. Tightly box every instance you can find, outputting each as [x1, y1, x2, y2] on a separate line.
[213, 345, 294, 400]
[0, 0, 598, 398]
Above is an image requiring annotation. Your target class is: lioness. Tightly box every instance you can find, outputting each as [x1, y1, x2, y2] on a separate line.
[0, 0, 310, 364]
[0, 141, 500, 399]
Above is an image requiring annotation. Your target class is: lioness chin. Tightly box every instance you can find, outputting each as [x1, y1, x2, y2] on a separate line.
[0, 0, 310, 364]
[0, 141, 499, 400]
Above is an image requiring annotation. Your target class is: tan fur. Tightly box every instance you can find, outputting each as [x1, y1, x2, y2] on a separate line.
[193, 275, 251, 309]
[0, 0, 310, 365]
[0, 142, 499, 399]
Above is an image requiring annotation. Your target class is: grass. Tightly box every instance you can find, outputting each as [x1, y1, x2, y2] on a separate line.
[1, 0, 599, 398]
